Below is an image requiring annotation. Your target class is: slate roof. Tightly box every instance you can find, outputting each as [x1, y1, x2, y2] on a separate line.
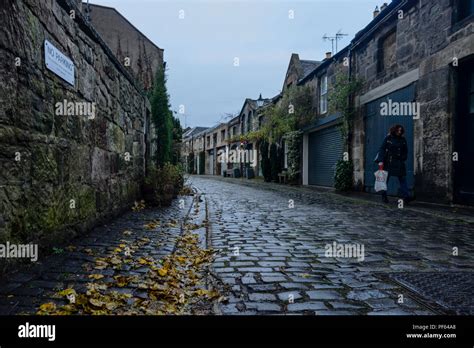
[299, 60, 322, 81]
[183, 127, 208, 138]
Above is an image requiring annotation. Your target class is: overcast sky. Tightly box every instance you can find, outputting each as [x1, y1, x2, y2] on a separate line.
[88, 0, 382, 128]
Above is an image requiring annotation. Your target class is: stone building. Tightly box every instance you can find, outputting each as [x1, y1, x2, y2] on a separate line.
[295, 50, 349, 187]
[0, 0, 158, 263]
[181, 126, 208, 174]
[85, 3, 165, 92]
[350, 0, 474, 204]
[294, 0, 474, 205]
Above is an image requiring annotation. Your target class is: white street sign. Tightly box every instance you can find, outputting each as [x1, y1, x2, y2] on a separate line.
[44, 40, 75, 86]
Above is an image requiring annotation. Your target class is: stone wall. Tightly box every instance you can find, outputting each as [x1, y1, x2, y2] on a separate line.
[351, 0, 474, 202]
[87, 4, 164, 92]
[0, 0, 152, 259]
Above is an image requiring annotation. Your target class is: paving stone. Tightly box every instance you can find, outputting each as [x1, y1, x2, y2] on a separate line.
[280, 283, 309, 290]
[245, 302, 281, 312]
[277, 291, 303, 302]
[306, 290, 344, 300]
[241, 274, 256, 285]
[287, 302, 328, 312]
[347, 290, 388, 301]
[248, 293, 277, 302]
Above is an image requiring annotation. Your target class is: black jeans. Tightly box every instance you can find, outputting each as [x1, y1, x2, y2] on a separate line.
[381, 175, 410, 199]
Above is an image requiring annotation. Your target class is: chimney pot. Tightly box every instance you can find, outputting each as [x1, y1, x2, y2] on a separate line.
[373, 6, 380, 18]
[325, 52, 332, 59]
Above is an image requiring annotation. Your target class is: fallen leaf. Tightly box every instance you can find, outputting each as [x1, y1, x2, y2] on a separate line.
[88, 274, 104, 280]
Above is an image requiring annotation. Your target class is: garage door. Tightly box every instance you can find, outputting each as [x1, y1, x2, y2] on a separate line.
[364, 84, 415, 195]
[308, 125, 343, 187]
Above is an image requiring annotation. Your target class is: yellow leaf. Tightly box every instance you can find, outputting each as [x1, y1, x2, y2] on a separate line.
[138, 258, 149, 265]
[57, 288, 77, 297]
[38, 302, 56, 312]
[176, 256, 186, 263]
[105, 302, 118, 310]
[157, 268, 168, 277]
[88, 274, 104, 280]
[89, 298, 104, 307]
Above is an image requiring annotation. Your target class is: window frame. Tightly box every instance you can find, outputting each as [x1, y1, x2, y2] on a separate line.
[320, 75, 328, 114]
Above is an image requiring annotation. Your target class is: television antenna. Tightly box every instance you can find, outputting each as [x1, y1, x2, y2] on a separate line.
[322, 30, 348, 55]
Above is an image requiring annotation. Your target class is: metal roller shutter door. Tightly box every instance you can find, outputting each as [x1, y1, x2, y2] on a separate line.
[308, 125, 343, 187]
[364, 84, 415, 195]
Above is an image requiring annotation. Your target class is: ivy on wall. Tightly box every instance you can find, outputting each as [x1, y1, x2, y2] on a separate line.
[328, 73, 363, 150]
[284, 131, 303, 183]
[328, 73, 363, 191]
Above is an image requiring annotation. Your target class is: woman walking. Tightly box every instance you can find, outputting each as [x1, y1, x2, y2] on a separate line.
[375, 124, 412, 203]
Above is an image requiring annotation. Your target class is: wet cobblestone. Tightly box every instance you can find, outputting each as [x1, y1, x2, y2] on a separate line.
[192, 175, 474, 315]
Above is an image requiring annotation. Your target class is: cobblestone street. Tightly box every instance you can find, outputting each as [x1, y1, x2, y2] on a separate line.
[192, 175, 474, 315]
[1, 175, 473, 316]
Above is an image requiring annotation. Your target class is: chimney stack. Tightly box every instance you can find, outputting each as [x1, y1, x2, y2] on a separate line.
[381, 2, 388, 11]
[325, 52, 332, 60]
[373, 6, 380, 18]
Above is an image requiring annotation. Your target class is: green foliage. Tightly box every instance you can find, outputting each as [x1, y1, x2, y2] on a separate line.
[260, 85, 314, 143]
[284, 131, 302, 183]
[328, 73, 363, 149]
[187, 152, 195, 174]
[171, 116, 183, 165]
[259, 140, 271, 182]
[334, 159, 354, 192]
[199, 151, 205, 175]
[269, 143, 283, 182]
[150, 68, 173, 166]
[144, 163, 184, 207]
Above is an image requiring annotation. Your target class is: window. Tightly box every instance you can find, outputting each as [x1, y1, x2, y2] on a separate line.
[206, 136, 210, 147]
[378, 30, 397, 73]
[320, 75, 328, 114]
[457, 0, 474, 22]
[221, 129, 226, 142]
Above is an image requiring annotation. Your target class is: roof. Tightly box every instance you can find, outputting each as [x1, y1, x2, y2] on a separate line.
[238, 96, 273, 117]
[299, 60, 322, 81]
[183, 126, 208, 138]
[352, 0, 407, 46]
[297, 1, 414, 86]
[85, 3, 164, 54]
[298, 46, 350, 85]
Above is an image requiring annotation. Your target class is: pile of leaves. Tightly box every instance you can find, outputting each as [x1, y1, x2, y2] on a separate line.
[36, 225, 222, 315]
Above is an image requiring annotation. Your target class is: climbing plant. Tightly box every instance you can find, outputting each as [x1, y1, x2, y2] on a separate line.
[150, 67, 173, 166]
[259, 85, 314, 144]
[284, 131, 303, 183]
[329, 73, 363, 191]
[328, 73, 363, 149]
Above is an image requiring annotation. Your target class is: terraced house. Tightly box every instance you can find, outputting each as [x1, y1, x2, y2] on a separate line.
[183, 0, 474, 206]
[349, 0, 474, 205]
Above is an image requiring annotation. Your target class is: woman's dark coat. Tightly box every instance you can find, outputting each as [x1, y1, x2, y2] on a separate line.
[375, 134, 408, 177]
